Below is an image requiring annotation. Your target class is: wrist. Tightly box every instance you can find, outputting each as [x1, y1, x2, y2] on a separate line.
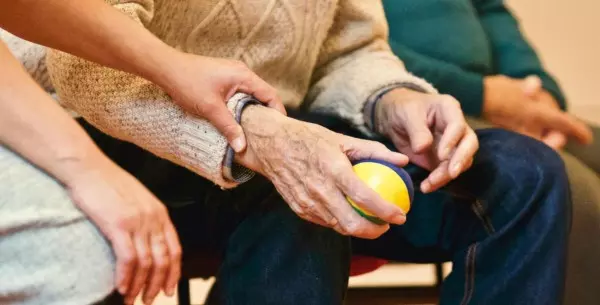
[234, 105, 289, 174]
[482, 76, 502, 116]
[140, 46, 186, 94]
[52, 143, 113, 189]
[374, 87, 415, 136]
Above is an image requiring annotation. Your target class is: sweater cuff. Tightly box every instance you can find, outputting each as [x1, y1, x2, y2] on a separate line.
[356, 72, 438, 136]
[222, 94, 259, 183]
[177, 93, 256, 189]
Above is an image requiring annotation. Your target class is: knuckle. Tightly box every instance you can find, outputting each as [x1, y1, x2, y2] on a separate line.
[328, 160, 348, 176]
[155, 257, 169, 269]
[195, 101, 218, 116]
[152, 205, 168, 218]
[116, 212, 138, 230]
[171, 247, 182, 262]
[442, 95, 460, 106]
[121, 252, 136, 265]
[139, 256, 153, 269]
[230, 60, 249, 73]
[343, 219, 362, 235]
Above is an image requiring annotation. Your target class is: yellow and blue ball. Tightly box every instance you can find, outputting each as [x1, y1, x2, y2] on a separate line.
[347, 159, 414, 224]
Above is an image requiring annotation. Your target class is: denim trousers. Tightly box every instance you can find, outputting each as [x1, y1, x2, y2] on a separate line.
[81, 112, 571, 305]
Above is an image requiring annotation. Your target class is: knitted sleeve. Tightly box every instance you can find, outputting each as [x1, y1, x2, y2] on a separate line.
[305, 0, 437, 135]
[0, 29, 52, 92]
[474, 0, 567, 110]
[46, 0, 254, 188]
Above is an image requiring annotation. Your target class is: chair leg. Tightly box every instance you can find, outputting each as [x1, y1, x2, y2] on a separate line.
[177, 278, 192, 305]
[434, 263, 444, 291]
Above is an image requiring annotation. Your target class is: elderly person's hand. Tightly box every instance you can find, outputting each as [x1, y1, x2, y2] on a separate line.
[235, 106, 409, 239]
[61, 153, 181, 305]
[373, 88, 479, 193]
[483, 75, 592, 149]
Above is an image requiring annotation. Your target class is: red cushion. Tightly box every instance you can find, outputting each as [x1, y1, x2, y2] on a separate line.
[349, 255, 388, 276]
[181, 253, 387, 278]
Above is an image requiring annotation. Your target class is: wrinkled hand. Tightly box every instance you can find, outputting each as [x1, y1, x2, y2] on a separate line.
[161, 53, 286, 152]
[63, 154, 181, 305]
[483, 75, 591, 148]
[374, 88, 479, 193]
[236, 106, 408, 239]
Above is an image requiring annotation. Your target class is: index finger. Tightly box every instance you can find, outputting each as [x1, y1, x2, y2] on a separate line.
[237, 72, 286, 115]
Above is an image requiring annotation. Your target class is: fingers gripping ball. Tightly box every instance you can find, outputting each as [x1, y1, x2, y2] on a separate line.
[348, 160, 414, 224]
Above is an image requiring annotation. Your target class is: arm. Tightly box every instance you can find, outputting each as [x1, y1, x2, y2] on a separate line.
[0, 0, 283, 153]
[305, 0, 436, 135]
[0, 41, 107, 185]
[46, 0, 253, 188]
[0, 40, 183, 304]
[0, 0, 177, 88]
[473, 0, 566, 109]
[387, 39, 486, 116]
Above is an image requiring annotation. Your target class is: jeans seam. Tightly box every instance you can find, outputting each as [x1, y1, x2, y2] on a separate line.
[460, 243, 478, 305]
[472, 199, 496, 235]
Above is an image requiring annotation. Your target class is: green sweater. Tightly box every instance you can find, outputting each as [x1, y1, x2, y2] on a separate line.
[383, 0, 566, 116]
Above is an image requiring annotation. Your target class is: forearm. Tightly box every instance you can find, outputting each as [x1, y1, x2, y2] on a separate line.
[0, 0, 178, 90]
[0, 42, 107, 186]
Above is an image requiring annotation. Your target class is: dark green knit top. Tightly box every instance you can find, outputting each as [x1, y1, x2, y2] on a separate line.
[383, 0, 566, 116]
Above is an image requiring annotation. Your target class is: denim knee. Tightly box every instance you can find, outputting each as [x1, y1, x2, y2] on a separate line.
[473, 129, 571, 228]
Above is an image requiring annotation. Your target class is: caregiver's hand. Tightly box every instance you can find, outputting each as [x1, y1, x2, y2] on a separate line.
[236, 106, 409, 239]
[161, 54, 286, 153]
[374, 88, 479, 194]
[62, 152, 181, 305]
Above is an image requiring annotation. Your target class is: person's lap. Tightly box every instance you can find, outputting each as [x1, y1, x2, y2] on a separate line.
[0, 145, 116, 305]
[467, 116, 600, 305]
[82, 113, 570, 305]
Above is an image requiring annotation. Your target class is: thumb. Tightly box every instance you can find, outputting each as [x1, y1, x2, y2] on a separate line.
[200, 99, 247, 153]
[522, 75, 543, 97]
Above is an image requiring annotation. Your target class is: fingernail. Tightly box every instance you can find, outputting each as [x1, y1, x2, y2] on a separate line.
[232, 137, 245, 153]
[451, 162, 462, 177]
[441, 147, 450, 159]
[391, 214, 406, 224]
[118, 285, 128, 295]
[167, 288, 174, 296]
[421, 181, 431, 193]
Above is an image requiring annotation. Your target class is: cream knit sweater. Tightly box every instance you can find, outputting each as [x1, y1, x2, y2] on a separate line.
[47, 0, 436, 188]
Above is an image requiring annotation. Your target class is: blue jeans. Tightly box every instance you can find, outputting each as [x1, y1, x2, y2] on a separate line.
[82, 115, 571, 305]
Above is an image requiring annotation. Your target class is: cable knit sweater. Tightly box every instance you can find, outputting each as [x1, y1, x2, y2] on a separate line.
[46, 0, 436, 188]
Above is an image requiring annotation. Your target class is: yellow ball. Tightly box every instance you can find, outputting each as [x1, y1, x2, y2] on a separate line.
[347, 160, 413, 224]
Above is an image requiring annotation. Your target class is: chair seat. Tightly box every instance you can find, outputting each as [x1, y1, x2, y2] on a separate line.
[181, 252, 388, 279]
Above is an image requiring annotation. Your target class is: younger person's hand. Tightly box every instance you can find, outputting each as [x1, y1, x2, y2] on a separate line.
[161, 54, 286, 153]
[61, 152, 181, 305]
